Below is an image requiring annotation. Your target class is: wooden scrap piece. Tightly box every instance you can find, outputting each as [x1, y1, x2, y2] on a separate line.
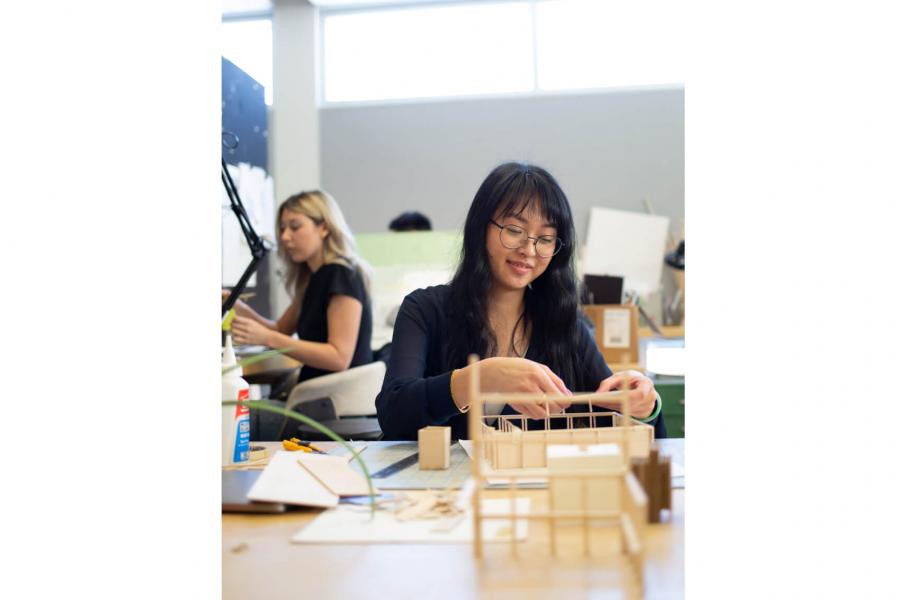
[631, 446, 672, 523]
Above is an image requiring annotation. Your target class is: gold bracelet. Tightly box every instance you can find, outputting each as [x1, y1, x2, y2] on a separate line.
[450, 369, 470, 413]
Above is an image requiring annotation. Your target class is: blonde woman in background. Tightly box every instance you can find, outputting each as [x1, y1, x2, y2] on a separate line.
[229, 191, 374, 427]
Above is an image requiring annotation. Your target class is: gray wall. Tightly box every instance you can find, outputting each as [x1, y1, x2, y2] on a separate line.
[320, 86, 684, 245]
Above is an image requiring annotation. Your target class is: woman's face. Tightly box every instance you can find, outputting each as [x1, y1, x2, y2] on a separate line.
[485, 205, 557, 292]
[279, 209, 328, 264]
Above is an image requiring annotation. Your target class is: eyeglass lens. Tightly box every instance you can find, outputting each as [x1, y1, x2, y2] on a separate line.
[499, 225, 560, 257]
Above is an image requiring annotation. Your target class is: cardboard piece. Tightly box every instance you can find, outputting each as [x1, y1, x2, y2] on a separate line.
[582, 304, 640, 366]
[296, 453, 377, 497]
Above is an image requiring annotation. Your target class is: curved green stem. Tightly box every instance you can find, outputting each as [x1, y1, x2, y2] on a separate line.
[223, 399, 377, 515]
[222, 347, 293, 375]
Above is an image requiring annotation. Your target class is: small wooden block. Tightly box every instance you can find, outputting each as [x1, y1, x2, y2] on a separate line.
[418, 426, 451, 470]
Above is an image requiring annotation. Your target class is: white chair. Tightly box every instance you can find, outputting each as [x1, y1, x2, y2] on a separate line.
[280, 361, 386, 440]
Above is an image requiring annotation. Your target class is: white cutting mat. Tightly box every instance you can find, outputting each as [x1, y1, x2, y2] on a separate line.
[349, 441, 471, 489]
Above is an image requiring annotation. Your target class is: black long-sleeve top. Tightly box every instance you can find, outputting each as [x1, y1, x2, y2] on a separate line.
[375, 285, 666, 440]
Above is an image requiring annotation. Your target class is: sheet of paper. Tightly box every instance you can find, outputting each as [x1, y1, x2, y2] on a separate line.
[247, 450, 339, 508]
[296, 453, 377, 497]
[291, 498, 529, 544]
[602, 308, 632, 349]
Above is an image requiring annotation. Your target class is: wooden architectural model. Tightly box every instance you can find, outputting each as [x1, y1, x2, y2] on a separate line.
[466, 355, 648, 592]
[480, 407, 654, 471]
[418, 425, 451, 470]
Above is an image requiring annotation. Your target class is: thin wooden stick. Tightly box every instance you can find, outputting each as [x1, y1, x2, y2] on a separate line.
[477, 390, 629, 404]
[468, 354, 483, 559]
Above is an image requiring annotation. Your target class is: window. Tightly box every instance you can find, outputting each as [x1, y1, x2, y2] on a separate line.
[322, 2, 534, 103]
[222, 18, 274, 105]
[320, 0, 684, 105]
[534, 0, 683, 91]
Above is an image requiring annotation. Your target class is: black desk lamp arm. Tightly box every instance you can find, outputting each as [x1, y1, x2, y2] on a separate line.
[222, 158, 272, 317]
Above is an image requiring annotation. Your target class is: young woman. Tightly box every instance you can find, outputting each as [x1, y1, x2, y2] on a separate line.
[229, 190, 373, 384]
[376, 163, 665, 440]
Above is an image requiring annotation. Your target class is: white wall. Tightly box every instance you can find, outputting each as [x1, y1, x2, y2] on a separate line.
[319, 86, 684, 245]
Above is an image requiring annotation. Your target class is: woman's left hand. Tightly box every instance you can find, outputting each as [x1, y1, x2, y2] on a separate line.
[595, 370, 657, 419]
[230, 315, 272, 347]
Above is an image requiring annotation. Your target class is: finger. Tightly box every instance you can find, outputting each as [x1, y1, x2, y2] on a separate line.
[526, 396, 550, 419]
[535, 398, 562, 419]
[522, 400, 545, 420]
[597, 374, 623, 394]
[540, 364, 571, 396]
[509, 402, 542, 420]
[633, 378, 652, 397]
[554, 396, 573, 411]
[531, 373, 568, 416]
[531, 367, 563, 397]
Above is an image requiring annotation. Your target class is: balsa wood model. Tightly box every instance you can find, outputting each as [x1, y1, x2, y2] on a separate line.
[466, 355, 647, 593]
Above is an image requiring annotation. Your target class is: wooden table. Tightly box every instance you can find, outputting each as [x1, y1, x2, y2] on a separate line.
[223, 441, 684, 599]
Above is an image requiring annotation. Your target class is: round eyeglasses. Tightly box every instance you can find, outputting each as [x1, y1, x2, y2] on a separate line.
[490, 220, 563, 258]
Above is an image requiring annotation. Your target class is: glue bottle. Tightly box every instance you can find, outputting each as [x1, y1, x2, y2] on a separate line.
[222, 334, 251, 466]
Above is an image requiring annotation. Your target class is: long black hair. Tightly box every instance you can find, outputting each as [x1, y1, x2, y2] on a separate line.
[446, 162, 581, 386]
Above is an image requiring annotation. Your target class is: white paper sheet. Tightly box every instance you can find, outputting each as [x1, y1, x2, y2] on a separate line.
[292, 498, 530, 544]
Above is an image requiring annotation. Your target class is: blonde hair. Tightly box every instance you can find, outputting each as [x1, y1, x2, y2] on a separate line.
[277, 190, 371, 303]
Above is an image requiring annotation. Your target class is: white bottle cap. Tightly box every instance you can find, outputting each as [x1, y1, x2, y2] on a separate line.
[222, 334, 243, 377]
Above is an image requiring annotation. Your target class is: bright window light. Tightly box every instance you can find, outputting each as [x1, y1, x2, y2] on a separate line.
[534, 0, 684, 91]
[322, 2, 534, 103]
[222, 18, 273, 105]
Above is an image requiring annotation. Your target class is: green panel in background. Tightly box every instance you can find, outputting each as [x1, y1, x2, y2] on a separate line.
[356, 230, 462, 268]
[655, 377, 685, 438]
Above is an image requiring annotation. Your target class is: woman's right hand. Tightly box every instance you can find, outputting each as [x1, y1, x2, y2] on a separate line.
[456, 357, 572, 419]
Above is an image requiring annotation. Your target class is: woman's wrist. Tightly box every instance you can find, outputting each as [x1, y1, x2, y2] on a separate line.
[637, 392, 662, 422]
[450, 368, 470, 413]
[264, 329, 283, 349]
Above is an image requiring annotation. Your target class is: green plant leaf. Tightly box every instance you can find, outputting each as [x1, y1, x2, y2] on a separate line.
[222, 347, 293, 375]
[222, 399, 377, 515]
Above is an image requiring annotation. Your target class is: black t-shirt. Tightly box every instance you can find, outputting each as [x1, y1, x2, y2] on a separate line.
[295, 263, 373, 383]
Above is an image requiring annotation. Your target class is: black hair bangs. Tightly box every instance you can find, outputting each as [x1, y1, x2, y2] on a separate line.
[494, 169, 570, 231]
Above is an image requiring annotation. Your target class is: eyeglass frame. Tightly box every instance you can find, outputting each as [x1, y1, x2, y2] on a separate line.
[489, 219, 564, 258]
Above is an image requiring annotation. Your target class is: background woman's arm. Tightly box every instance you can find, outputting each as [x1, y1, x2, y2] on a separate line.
[260, 294, 362, 370]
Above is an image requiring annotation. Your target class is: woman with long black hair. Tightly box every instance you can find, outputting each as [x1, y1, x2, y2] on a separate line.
[375, 162, 664, 440]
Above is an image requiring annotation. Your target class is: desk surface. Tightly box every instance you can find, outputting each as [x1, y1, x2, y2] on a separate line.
[223, 439, 684, 598]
